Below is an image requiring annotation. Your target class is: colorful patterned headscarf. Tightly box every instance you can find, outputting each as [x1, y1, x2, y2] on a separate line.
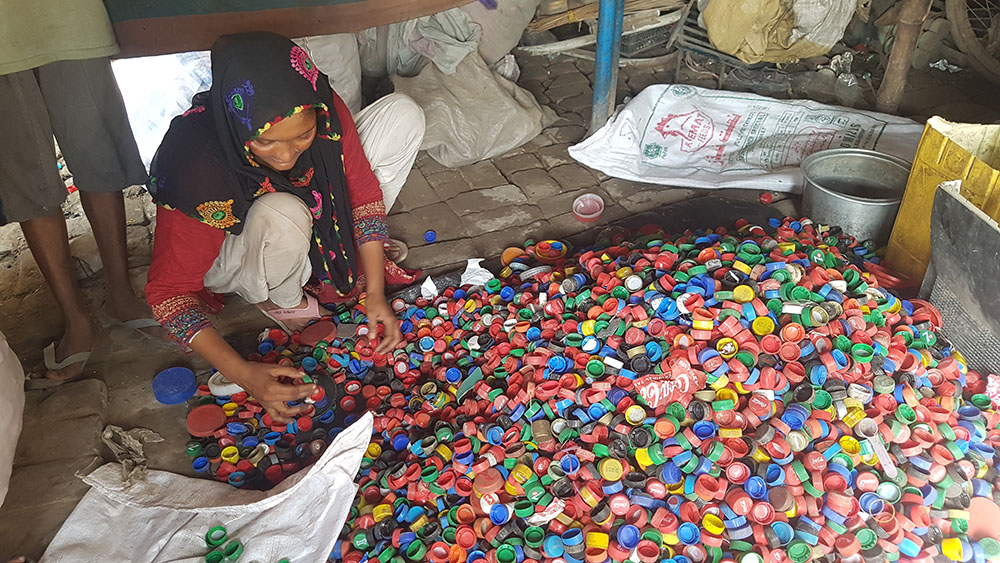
[150, 32, 358, 295]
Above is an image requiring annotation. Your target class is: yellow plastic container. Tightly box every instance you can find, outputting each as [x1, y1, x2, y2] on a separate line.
[886, 117, 1000, 282]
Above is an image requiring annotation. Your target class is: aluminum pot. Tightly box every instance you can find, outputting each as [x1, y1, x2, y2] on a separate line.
[801, 148, 912, 245]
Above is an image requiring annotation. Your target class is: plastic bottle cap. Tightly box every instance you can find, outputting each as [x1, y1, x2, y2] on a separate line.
[176, 217, 990, 563]
[153, 367, 198, 405]
[300, 320, 337, 346]
[187, 404, 227, 437]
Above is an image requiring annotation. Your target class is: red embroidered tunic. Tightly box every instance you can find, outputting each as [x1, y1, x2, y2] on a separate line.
[146, 94, 388, 347]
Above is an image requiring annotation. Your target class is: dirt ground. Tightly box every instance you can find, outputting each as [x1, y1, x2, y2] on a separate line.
[0, 50, 996, 558]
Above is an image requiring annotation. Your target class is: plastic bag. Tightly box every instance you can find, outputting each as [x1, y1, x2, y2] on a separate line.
[569, 84, 923, 192]
[702, 0, 854, 63]
[40, 413, 373, 562]
[490, 54, 521, 82]
[393, 53, 555, 167]
[460, 258, 495, 286]
[112, 52, 213, 169]
[0, 331, 24, 506]
[421, 276, 441, 298]
[460, 0, 542, 65]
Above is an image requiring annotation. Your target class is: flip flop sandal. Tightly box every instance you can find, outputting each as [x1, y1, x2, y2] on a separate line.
[25, 342, 94, 390]
[105, 311, 168, 342]
[260, 293, 324, 333]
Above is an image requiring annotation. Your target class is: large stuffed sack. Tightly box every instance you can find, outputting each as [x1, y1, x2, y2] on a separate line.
[393, 52, 555, 167]
[295, 34, 364, 114]
[461, 0, 542, 65]
[702, 0, 854, 64]
[40, 413, 373, 562]
[0, 331, 24, 507]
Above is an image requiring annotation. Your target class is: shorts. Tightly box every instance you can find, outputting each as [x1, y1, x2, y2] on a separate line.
[0, 57, 147, 224]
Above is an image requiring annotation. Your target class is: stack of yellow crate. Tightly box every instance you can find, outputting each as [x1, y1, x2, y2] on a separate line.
[886, 117, 1000, 282]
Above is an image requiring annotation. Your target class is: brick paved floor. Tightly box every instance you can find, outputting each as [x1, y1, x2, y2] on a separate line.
[388, 53, 795, 278]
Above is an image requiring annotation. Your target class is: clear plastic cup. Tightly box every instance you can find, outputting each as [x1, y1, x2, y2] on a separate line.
[572, 193, 605, 223]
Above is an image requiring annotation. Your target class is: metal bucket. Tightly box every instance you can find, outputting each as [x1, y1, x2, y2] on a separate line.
[801, 149, 912, 245]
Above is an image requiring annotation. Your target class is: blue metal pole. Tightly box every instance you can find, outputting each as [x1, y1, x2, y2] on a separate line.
[590, 0, 626, 133]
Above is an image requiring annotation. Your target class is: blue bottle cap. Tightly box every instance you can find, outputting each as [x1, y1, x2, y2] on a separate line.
[771, 521, 794, 546]
[486, 425, 504, 445]
[543, 535, 565, 557]
[560, 454, 580, 475]
[489, 503, 510, 525]
[392, 432, 410, 451]
[677, 522, 700, 545]
[419, 336, 435, 352]
[424, 230, 437, 243]
[153, 367, 197, 405]
[745, 476, 767, 498]
[617, 524, 640, 549]
[561, 528, 583, 545]
[192, 456, 210, 473]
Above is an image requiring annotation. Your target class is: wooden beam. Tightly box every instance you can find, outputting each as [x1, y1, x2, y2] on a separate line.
[111, 0, 469, 58]
[875, 0, 933, 113]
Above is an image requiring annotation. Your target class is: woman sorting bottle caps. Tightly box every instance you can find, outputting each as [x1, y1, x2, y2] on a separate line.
[145, 32, 425, 422]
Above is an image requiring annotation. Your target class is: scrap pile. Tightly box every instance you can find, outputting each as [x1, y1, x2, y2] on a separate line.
[183, 216, 1000, 563]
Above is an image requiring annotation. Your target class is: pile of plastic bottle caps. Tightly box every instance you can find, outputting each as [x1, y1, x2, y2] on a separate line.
[183, 216, 1000, 563]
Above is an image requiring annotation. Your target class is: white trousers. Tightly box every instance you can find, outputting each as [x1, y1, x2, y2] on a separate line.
[203, 94, 424, 308]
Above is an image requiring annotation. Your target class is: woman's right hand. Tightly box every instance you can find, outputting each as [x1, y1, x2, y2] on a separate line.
[232, 361, 316, 423]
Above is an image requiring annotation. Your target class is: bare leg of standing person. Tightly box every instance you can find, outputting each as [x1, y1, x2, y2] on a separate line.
[20, 210, 99, 381]
[36, 58, 166, 340]
[79, 190, 166, 338]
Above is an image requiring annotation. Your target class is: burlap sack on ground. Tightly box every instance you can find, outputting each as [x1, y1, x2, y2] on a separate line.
[703, 0, 853, 64]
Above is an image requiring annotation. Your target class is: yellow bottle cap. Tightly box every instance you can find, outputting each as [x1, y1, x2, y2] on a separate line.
[599, 458, 624, 481]
[752, 316, 775, 336]
[586, 532, 610, 549]
[635, 447, 653, 468]
[625, 405, 646, 425]
[703, 513, 725, 535]
[734, 285, 755, 303]
[373, 503, 393, 522]
[717, 338, 739, 359]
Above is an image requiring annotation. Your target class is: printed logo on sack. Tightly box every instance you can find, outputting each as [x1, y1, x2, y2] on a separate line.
[654, 111, 715, 153]
[643, 143, 664, 158]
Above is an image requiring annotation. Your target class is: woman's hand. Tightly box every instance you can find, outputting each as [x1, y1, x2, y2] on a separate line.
[366, 295, 402, 354]
[356, 240, 400, 354]
[232, 361, 316, 423]
[189, 328, 314, 423]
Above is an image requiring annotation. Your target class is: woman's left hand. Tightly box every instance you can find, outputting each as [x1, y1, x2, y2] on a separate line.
[366, 295, 402, 354]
